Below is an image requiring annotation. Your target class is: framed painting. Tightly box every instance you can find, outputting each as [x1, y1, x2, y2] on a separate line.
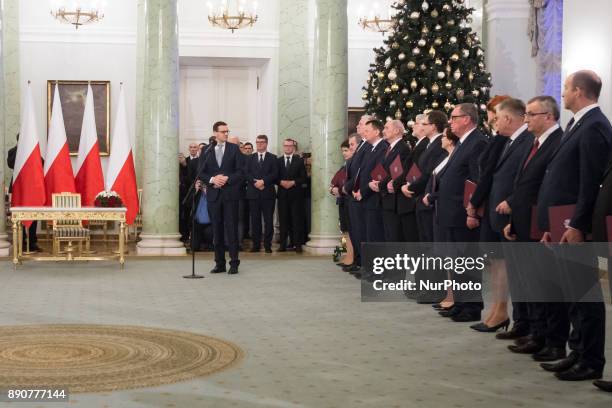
[348, 107, 366, 137]
[47, 80, 111, 156]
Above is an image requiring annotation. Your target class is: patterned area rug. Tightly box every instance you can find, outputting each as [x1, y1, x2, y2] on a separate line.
[0, 325, 244, 393]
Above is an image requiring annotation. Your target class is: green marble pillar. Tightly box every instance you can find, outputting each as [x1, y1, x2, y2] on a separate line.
[136, 0, 185, 255]
[277, 0, 310, 153]
[1, 0, 18, 189]
[305, 0, 348, 254]
[0, 1, 11, 256]
[135, 0, 145, 183]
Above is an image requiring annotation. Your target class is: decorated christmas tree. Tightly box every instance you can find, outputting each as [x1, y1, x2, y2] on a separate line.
[362, 0, 492, 127]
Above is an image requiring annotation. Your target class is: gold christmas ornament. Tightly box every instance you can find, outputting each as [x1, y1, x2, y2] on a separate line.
[377, 97, 382, 104]
[391, 83, 399, 92]
[456, 89, 465, 99]
[418, 39, 427, 47]
[431, 9, 439, 18]
[395, 109, 402, 119]
[442, 4, 451, 12]
[446, 63, 452, 73]
[468, 71, 474, 82]
[373, 88, 379, 95]
[419, 87, 428, 96]
[480, 86, 488, 93]
[434, 37, 442, 46]
[377, 72, 385, 80]
[410, 11, 420, 20]
[384, 87, 392, 94]
[444, 100, 452, 110]
[420, 64, 427, 71]
[450, 36, 457, 44]
[392, 42, 400, 49]
[434, 24, 442, 31]
[412, 47, 421, 55]
[472, 89, 480, 97]
[410, 79, 418, 90]
[477, 49, 484, 56]
[450, 53, 459, 61]
[406, 100, 414, 108]
[390, 100, 397, 107]
[431, 83, 440, 93]
[478, 62, 485, 69]
[398, 53, 406, 61]
[445, 82, 452, 89]
[407, 61, 416, 69]
[388, 69, 398, 81]
[429, 46, 436, 57]
[421, 25, 429, 34]
[386, 116, 393, 122]
[448, 19, 455, 26]
[402, 88, 409, 95]
[462, 49, 470, 58]
[407, 120, 416, 127]
[453, 69, 461, 80]
[480, 104, 487, 111]
[437, 71, 445, 79]
[435, 58, 443, 65]
[421, 1, 430, 11]
[362, 92, 368, 100]
[432, 101, 439, 108]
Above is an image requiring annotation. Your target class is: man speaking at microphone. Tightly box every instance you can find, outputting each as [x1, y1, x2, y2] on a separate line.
[199, 121, 245, 275]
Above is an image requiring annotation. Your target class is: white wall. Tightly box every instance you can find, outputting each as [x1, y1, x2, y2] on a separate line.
[562, 0, 612, 123]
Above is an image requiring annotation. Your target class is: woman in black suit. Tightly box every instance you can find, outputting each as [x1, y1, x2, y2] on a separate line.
[330, 139, 355, 267]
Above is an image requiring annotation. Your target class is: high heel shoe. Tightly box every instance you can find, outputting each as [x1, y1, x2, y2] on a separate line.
[470, 318, 510, 333]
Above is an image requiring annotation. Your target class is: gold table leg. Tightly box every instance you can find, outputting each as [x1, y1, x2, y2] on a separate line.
[119, 221, 126, 268]
[12, 220, 19, 267]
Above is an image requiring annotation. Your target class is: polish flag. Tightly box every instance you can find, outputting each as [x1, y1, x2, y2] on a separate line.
[11, 82, 46, 226]
[74, 84, 104, 206]
[106, 84, 139, 224]
[44, 84, 76, 205]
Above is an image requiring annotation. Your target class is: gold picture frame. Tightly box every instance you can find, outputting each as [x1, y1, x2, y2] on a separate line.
[47, 80, 111, 156]
[348, 107, 366, 137]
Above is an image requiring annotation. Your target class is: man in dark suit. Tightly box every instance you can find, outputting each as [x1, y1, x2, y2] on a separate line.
[200, 121, 245, 275]
[355, 120, 389, 244]
[179, 143, 200, 242]
[245, 135, 278, 253]
[592, 159, 612, 392]
[390, 115, 428, 242]
[277, 138, 307, 253]
[472, 98, 534, 333]
[342, 116, 374, 274]
[378, 120, 412, 242]
[403, 111, 449, 242]
[537, 71, 611, 381]
[436, 103, 488, 322]
[502, 97, 564, 358]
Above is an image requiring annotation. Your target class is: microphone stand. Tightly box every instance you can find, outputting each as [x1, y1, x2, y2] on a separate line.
[182, 142, 216, 279]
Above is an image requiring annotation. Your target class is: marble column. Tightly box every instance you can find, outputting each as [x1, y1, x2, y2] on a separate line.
[1, 0, 18, 189]
[305, 0, 348, 255]
[136, 0, 185, 255]
[0, 0, 12, 256]
[277, 0, 310, 153]
[134, 0, 145, 183]
[485, 0, 537, 102]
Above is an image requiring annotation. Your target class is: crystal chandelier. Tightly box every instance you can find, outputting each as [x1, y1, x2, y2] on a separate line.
[50, 0, 106, 29]
[357, 1, 397, 34]
[207, 0, 259, 33]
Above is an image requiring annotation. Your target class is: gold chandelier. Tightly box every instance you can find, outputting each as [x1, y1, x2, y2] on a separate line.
[357, 1, 396, 34]
[50, 0, 105, 29]
[207, 0, 259, 33]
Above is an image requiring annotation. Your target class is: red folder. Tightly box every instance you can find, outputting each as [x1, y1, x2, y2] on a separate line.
[370, 163, 388, 181]
[331, 168, 347, 188]
[390, 155, 404, 180]
[530, 206, 544, 241]
[548, 204, 575, 243]
[405, 164, 422, 183]
[463, 180, 484, 217]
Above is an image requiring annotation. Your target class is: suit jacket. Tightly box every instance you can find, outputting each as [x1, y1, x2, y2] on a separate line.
[277, 154, 307, 200]
[411, 136, 448, 212]
[507, 127, 562, 240]
[592, 159, 612, 242]
[245, 152, 278, 200]
[434, 129, 488, 228]
[487, 130, 535, 232]
[379, 140, 412, 212]
[359, 139, 390, 210]
[200, 142, 245, 203]
[344, 140, 369, 196]
[469, 134, 508, 208]
[537, 107, 612, 232]
[395, 137, 429, 214]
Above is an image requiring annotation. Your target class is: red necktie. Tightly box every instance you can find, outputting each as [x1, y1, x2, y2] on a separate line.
[523, 139, 540, 169]
[385, 145, 392, 158]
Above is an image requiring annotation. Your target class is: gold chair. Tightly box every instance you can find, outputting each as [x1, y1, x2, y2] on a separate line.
[52, 192, 90, 258]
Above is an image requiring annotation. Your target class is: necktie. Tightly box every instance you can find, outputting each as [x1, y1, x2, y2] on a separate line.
[523, 139, 540, 169]
[561, 118, 575, 143]
[286, 156, 291, 168]
[259, 154, 264, 165]
[216, 144, 224, 167]
[385, 145, 392, 158]
[499, 139, 513, 163]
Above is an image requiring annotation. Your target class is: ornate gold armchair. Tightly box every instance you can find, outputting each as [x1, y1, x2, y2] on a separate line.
[52, 192, 90, 257]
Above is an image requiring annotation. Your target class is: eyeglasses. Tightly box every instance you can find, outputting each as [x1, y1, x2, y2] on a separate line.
[217, 130, 230, 134]
[525, 112, 549, 118]
[421, 122, 433, 126]
[450, 115, 468, 121]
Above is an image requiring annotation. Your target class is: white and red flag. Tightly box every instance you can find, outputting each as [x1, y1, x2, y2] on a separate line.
[105, 84, 139, 224]
[74, 84, 104, 206]
[44, 83, 76, 205]
[11, 82, 46, 226]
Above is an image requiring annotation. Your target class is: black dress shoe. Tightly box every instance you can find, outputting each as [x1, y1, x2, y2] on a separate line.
[495, 326, 529, 340]
[555, 362, 602, 381]
[228, 266, 239, 275]
[343, 264, 361, 273]
[210, 266, 226, 274]
[593, 380, 612, 392]
[532, 346, 566, 362]
[277, 247, 287, 252]
[514, 335, 533, 346]
[541, 353, 578, 372]
[295, 245, 303, 253]
[508, 340, 544, 354]
[451, 311, 481, 323]
[439, 307, 461, 318]
[250, 247, 260, 253]
[470, 319, 510, 333]
[265, 248, 272, 254]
